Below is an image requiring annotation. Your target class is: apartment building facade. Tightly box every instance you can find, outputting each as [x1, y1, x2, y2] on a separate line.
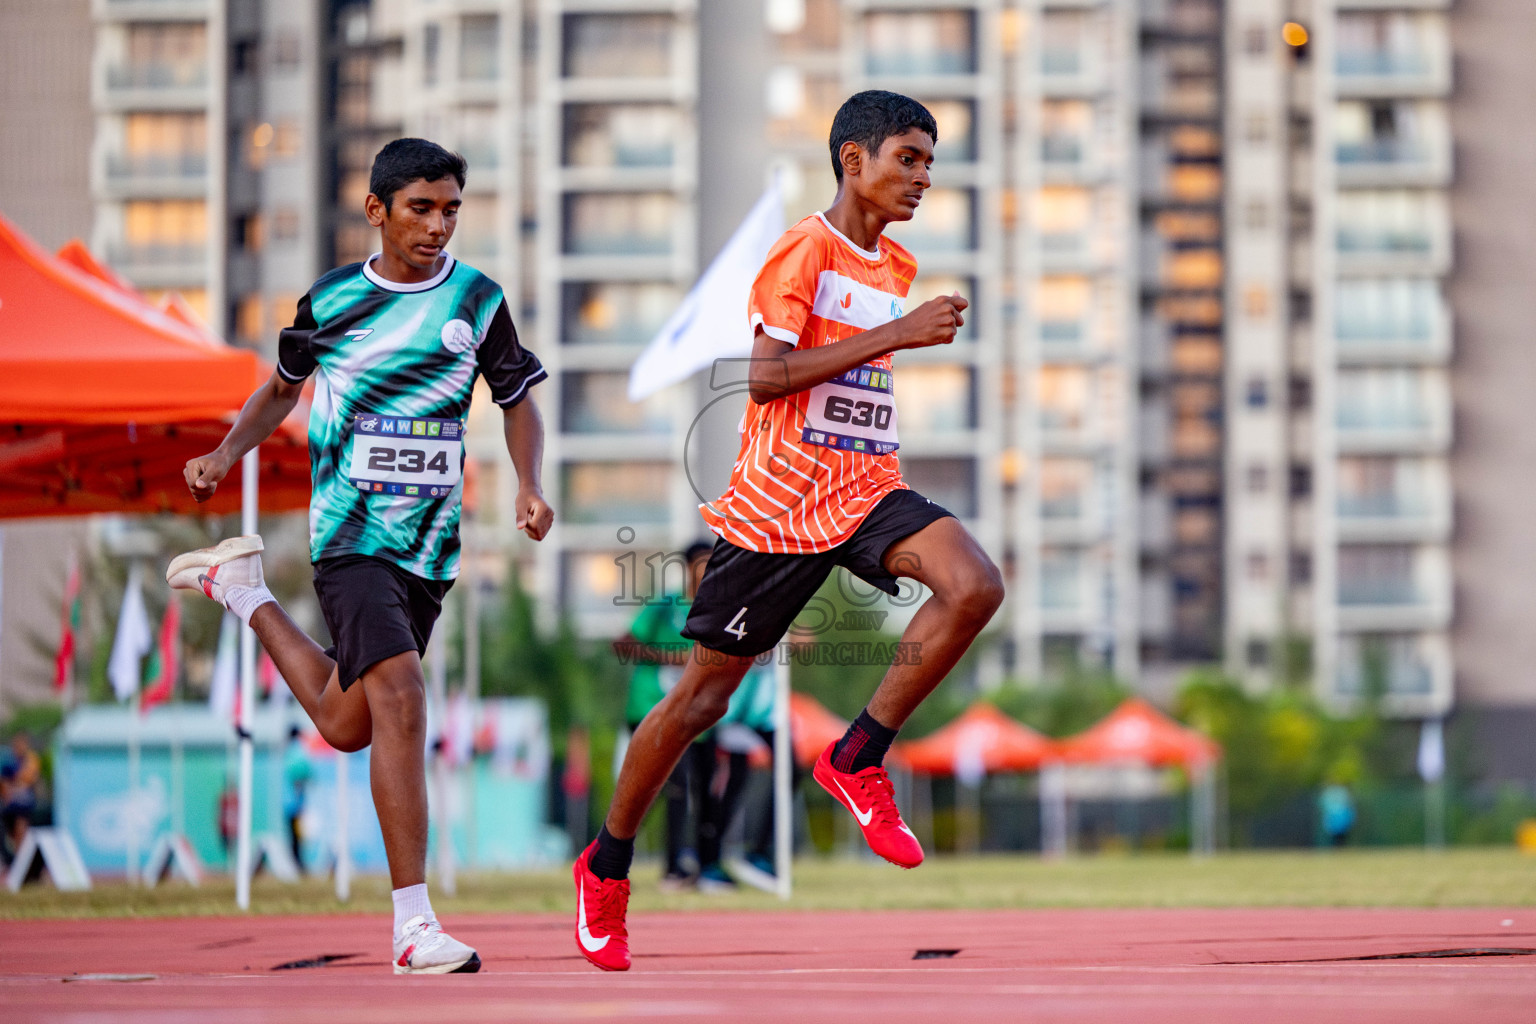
[80, 0, 1525, 737]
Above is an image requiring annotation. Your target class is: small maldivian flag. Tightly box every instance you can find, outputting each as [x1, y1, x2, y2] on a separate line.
[140, 594, 181, 713]
[53, 559, 81, 692]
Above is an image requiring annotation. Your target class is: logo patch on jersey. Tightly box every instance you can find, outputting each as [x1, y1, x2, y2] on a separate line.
[890, 297, 904, 317]
[359, 416, 379, 432]
[441, 318, 476, 354]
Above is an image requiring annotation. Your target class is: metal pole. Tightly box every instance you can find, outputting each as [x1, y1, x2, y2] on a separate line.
[772, 646, 792, 900]
[335, 749, 351, 902]
[428, 626, 455, 895]
[128, 687, 141, 884]
[235, 449, 258, 911]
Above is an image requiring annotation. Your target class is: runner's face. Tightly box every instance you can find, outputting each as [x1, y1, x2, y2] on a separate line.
[853, 129, 933, 223]
[373, 177, 461, 271]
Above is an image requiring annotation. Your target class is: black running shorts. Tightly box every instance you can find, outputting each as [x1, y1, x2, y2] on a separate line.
[312, 554, 452, 690]
[681, 488, 954, 658]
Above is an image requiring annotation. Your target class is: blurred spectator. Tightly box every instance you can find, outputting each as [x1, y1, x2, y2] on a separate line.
[282, 726, 313, 871]
[614, 542, 714, 889]
[217, 780, 239, 860]
[1, 734, 41, 862]
[1319, 783, 1357, 847]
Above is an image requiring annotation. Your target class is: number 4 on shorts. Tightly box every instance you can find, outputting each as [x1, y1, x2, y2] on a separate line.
[724, 606, 749, 641]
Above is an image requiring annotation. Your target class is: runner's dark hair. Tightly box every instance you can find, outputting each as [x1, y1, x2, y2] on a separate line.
[369, 138, 468, 211]
[828, 91, 938, 183]
[685, 541, 714, 564]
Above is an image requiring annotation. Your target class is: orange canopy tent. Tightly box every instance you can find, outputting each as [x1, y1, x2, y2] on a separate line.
[1053, 697, 1220, 770]
[896, 701, 1055, 776]
[0, 215, 310, 518]
[788, 691, 848, 769]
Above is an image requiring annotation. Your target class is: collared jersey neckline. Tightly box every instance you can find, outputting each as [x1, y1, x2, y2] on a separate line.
[814, 212, 884, 263]
[362, 251, 457, 293]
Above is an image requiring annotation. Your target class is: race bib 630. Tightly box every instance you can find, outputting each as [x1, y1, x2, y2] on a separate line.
[346, 414, 463, 498]
[801, 363, 898, 455]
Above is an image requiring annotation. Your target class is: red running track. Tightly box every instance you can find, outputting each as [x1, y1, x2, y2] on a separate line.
[4, 907, 1535, 1023]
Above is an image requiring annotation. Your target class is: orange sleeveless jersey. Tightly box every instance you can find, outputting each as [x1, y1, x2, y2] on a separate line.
[700, 213, 918, 554]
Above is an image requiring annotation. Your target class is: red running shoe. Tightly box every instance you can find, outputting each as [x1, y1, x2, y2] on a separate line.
[813, 741, 924, 869]
[572, 840, 631, 971]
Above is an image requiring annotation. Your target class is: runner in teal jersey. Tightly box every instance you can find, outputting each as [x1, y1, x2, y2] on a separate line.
[166, 139, 551, 975]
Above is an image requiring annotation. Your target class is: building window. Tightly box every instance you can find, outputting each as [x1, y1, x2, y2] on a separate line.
[563, 104, 679, 168]
[1246, 638, 1271, 667]
[894, 365, 974, 435]
[112, 22, 208, 89]
[461, 15, 499, 82]
[561, 372, 672, 435]
[1246, 464, 1269, 493]
[1040, 459, 1090, 519]
[1338, 545, 1419, 606]
[1040, 548, 1083, 611]
[562, 281, 683, 346]
[925, 99, 975, 162]
[563, 14, 672, 79]
[1247, 552, 1270, 582]
[901, 458, 976, 518]
[865, 10, 976, 76]
[563, 193, 675, 256]
[561, 551, 627, 616]
[1336, 278, 1439, 344]
[116, 113, 206, 179]
[562, 461, 671, 524]
[1246, 376, 1269, 408]
[1336, 633, 1433, 696]
[1037, 366, 1089, 434]
[423, 23, 440, 86]
[884, 187, 974, 253]
[120, 199, 207, 263]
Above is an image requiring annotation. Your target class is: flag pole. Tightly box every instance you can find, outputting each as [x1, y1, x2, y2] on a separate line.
[235, 449, 258, 911]
[772, 644, 792, 900]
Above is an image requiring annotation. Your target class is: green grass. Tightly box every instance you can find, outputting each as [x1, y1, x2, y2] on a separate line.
[4, 848, 1535, 920]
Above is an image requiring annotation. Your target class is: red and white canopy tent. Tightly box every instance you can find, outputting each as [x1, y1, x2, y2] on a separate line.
[0, 213, 311, 906]
[1046, 697, 1222, 856]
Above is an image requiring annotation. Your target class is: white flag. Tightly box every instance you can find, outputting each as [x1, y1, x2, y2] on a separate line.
[108, 563, 153, 701]
[208, 611, 240, 721]
[1417, 718, 1445, 784]
[627, 181, 785, 401]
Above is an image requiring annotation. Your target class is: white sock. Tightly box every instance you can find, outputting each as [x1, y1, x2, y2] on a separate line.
[224, 584, 275, 626]
[392, 883, 435, 935]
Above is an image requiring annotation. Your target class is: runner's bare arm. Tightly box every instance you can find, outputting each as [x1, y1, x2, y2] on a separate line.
[503, 397, 554, 541]
[747, 293, 967, 404]
[182, 372, 305, 502]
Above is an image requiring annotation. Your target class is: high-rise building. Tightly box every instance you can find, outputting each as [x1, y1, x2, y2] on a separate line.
[77, 0, 1536, 771]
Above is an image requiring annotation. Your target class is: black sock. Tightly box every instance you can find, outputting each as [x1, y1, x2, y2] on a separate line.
[831, 709, 899, 774]
[589, 825, 634, 881]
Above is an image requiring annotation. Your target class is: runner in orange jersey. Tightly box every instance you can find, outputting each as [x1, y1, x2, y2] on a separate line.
[572, 91, 1004, 972]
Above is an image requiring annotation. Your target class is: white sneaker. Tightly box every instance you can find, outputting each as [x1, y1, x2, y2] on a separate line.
[165, 535, 265, 606]
[393, 915, 481, 975]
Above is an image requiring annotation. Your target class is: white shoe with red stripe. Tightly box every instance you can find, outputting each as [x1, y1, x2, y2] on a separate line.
[165, 535, 265, 605]
[392, 915, 481, 975]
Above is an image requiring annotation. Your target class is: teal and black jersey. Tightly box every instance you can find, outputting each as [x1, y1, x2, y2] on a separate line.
[277, 253, 545, 580]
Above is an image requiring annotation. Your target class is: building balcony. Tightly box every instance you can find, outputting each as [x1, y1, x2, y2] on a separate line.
[1336, 456, 1451, 542]
[99, 62, 208, 111]
[1335, 197, 1452, 276]
[1332, 630, 1452, 719]
[1336, 48, 1451, 98]
[1335, 544, 1451, 631]
[1335, 287, 1452, 364]
[1334, 368, 1451, 453]
[1041, 50, 1109, 97]
[1335, 103, 1452, 187]
[95, 0, 209, 23]
[1337, 0, 1450, 9]
[97, 152, 208, 199]
[104, 241, 206, 288]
